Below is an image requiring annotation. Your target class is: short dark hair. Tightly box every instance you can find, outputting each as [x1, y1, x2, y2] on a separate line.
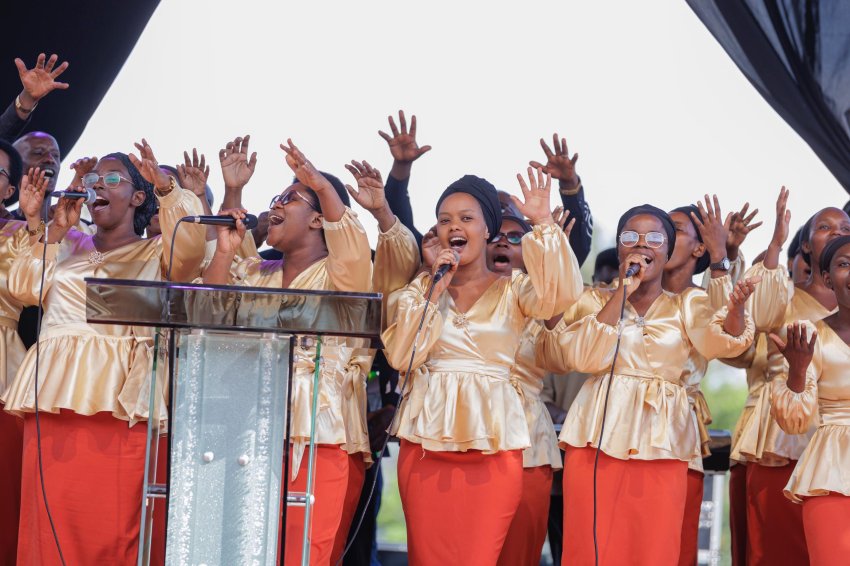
[0, 139, 24, 204]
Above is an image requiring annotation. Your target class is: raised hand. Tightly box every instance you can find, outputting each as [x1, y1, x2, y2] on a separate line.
[66, 156, 98, 191]
[764, 187, 791, 269]
[770, 322, 817, 391]
[728, 276, 761, 308]
[727, 202, 762, 258]
[14, 53, 70, 109]
[553, 205, 575, 237]
[379, 110, 432, 164]
[19, 167, 50, 222]
[512, 167, 554, 225]
[345, 160, 385, 211]
[213, 208, 249, 256]
[693, 194, 732, 264]
[178, 148, 210, 199]
[280, 139, 333, 193]
[129, 139, 172, 191]
[421, 226, 441, 272]
[219, 135, 257, 190]
[529, 133, 579, 190]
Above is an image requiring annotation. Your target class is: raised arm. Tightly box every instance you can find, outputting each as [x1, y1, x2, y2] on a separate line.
[1, 53, 70, 140]
[529, 133, 592, 265]
[769, 322, 819, 435]
[378, 110, 431, 245]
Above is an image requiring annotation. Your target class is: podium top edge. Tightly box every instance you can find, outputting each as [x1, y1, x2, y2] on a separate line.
[85, 278, 383, 300]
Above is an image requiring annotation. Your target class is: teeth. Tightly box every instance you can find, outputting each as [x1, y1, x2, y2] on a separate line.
[269, 215, 284, 225]
[450, 237, 467, 245]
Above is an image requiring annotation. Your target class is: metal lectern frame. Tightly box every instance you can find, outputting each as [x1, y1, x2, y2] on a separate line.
[85, 278, 382, 566]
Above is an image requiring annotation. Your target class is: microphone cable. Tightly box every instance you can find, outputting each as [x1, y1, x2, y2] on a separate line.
[32, 220, 68, 566]
[592, 280, 629, 566]
[335, 275, 439, 566]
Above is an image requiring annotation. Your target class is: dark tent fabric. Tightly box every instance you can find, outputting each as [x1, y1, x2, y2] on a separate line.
[0, 0, 161, 154]
[686, 0, 850, 193]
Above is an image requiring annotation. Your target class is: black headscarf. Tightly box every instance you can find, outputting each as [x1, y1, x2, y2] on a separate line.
[616, 204, 676, 259]
[436, 175, 502, 242]
[103, 152, 156, 236]
[671, 205, 710, 274]
[501, 213, 532, 234]
[819, 234, 850, 275]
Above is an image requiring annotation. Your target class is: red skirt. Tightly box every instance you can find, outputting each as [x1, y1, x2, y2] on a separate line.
[283, 444, 362, 566]
[746, 462, 808, 565]
[17, 411, 148, 566]
[728, 464, 748, 566]
[562, 446, 688, 566]
[398, 440, 523, 566]
[802, 493, 850, 566]
[678, 469, 703, 566]
[497, 465, 553, 566]
[0, 405, 24, 565]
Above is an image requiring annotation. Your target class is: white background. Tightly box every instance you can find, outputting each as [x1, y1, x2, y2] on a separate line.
[67, 0, 847, 269]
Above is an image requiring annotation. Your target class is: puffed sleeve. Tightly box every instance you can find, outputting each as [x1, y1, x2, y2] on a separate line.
[705, 273, 733, 312]
[719, 339, 758, 369]
[770, 322, 819, 435]
[700, 251, 746, 289]
[512, 222, 583, 319]
[8, 239, 61, 305]
[535, 313, 619, 375]
[372, 217, 420, 298]
[744, 262, 793, 332]
[381, 274, 443, 371]
[681, 288, 754, 360]
[324, 207, 372, 292]
[158, 186, 206, 282]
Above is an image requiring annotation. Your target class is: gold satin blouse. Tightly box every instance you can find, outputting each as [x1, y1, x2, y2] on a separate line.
[0, 219, 30, 394]
[383, 222, 583, 453]
[2, 188, 206, 424]
[771, 319, 850, 502]
[538, 287, 754, 462]
[512, 319, 562, 469]
[739, 263, 832, 464]
[226, 208, 373, 476]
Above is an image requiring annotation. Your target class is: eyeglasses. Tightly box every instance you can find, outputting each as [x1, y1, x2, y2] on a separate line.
[491, 231, 524, 245]
[269, 190, 319, 212]
[82, 172, 132, 189]
[0, 167, 8, 180]
[619, 230, 666, 248]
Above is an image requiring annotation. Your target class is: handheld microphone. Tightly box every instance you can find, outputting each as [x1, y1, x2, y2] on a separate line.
[181, 214, 259, 230]
[50, 187, 96, 204]
[625, 262, 641, 278]
[432, 251, 460, 283]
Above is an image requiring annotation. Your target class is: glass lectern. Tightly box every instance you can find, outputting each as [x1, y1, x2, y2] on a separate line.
[85, 278, 382, 566]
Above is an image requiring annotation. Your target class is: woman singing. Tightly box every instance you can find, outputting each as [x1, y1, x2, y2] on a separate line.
[382, 169, 583, 565]
[3, 142, 206, 564]
[537, 204, 755, 565]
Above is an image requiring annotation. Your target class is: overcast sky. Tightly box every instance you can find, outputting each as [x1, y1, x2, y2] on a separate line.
[68, 0, 847, 269]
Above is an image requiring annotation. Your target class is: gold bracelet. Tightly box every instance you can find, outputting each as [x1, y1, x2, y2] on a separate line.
[26, 220, 45, 237]
[15, 95, 37, 115]
[155, 176, 177, 196]
[559, 181, 582, 196]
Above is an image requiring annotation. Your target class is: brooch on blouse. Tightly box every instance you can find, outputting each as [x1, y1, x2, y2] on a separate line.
[452, 312, 469, 329]
[88, 249, 105, 265]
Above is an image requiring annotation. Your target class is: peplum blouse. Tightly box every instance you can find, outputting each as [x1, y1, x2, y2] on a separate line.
[511, 318, 562, 469]
[226, 208, 372, 477]
[538, 287, 754, 462]
[737, 263, 831, 464]
[771, 319, 850, 502]
[2, 188, 206, 424]
[0, 219, 30, 394]
[383, 223, 583, 453]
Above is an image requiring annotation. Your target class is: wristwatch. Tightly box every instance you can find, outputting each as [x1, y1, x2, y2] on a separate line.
[15, 95, 37, 115]
[710, 257, 731, 271]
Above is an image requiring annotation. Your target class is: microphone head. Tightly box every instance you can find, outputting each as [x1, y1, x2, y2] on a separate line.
[242, 213, 259, 230]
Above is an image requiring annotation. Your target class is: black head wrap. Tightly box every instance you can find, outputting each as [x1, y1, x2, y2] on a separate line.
[102, 152, 156, 236]
[501, 213, 532, 234]
[671, 205, 710, 274]
[292, 171, 351, 213]
[820, 235, 850, 275]
[0, 140, 24, 205]
[788, 226, 804, 261]
[436, 175, 502, 242]
[616, 204, 676, 259]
